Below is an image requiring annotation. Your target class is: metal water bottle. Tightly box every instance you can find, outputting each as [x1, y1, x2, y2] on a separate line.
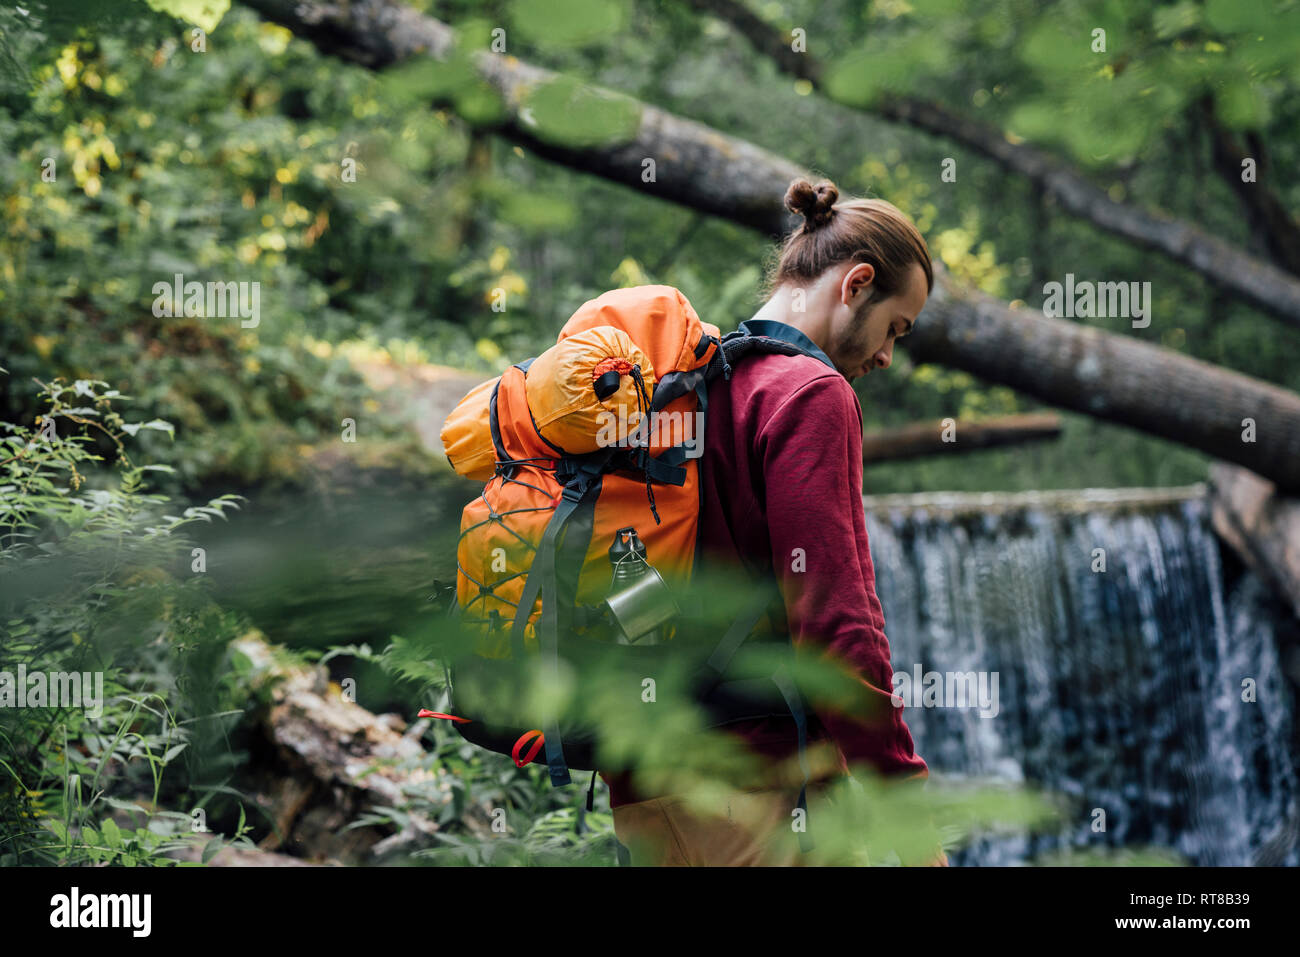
[603, 527, 678, 645]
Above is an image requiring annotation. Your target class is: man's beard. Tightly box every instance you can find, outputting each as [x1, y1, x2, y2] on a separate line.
[831, 291, 879, 375]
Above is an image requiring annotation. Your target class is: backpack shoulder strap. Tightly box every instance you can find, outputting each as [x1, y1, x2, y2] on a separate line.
[719, 331, 817, 371]
[718, 325, 839, 378]
[650, 327, 830, 413]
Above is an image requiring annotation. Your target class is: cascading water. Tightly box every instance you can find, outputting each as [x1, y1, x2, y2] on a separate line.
[864, 487, 1299, 866]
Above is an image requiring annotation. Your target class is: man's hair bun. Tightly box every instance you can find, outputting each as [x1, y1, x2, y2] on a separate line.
[766, 177, 934, 302]
[784, 178, 839, 229]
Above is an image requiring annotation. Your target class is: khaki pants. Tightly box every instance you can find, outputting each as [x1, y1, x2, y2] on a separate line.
[611, 777, 950, 867]
[612, 785, 826, 867]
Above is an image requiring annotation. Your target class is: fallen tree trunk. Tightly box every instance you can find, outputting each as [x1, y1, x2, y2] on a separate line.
[1209, 464, 1300, 620]
[240, 0, 1300, 491]
[241, 0, 815, 233]
[862, 413, 1061, 464]
[231, 632, 491, 863]
[912, 273, 1300, 492]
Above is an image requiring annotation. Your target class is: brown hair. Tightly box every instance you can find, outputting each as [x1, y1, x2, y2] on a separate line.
[763, 177, 933, 303]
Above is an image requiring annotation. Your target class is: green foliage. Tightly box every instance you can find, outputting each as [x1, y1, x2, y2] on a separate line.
[374, 719, 623, 866]
[3, 0, 1295, 866]
[835, 0, 1300, 162]
[378, 34, 507, 127]
[0, 8, 422, 488]
[521, 75, 644, 148]
[352, 568, 1084, 866]
[141, 0, 231, 33]
[0, 377, 254, 865]
[508, 0, 628, 50]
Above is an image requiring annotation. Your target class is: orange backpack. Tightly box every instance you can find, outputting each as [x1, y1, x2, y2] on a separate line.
[432, 285, 821, 831]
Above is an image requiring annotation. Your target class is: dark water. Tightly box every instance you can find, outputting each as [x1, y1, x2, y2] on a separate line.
[864, 489, 1300, 866]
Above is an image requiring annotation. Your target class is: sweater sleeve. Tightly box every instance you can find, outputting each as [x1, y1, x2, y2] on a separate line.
[755, 374, 929, 780]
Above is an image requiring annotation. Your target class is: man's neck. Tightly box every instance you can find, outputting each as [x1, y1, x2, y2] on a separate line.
[741, 305, 840, 375]
[750, 288, 831, 354]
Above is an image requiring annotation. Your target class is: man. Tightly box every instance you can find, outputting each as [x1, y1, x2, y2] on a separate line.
[603, 177, 943, 866]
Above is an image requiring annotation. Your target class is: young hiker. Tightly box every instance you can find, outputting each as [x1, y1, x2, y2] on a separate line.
[600, 177, 942, 866]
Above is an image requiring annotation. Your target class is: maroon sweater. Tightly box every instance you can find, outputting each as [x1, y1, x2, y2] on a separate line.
[603, 347, 929, 807]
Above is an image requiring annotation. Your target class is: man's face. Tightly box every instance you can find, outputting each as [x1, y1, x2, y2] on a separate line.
[824, 261, 929, 382]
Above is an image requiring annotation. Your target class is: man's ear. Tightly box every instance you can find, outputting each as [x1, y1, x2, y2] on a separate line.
[841, 261, 876, 305]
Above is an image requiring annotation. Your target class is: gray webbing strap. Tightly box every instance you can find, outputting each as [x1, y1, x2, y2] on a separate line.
[704, 584, 775, 676]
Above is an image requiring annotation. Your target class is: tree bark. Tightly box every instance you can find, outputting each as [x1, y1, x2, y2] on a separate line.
[231, 631, 493, 863]
[914, 270, 1300, 490]
[682, 0, 1300, 329]
[239, 0, 1300, 491]
[862, 414, 1062, 464]
[1200, 97, 1300, 277]
[241, 0, 807, 235]
[1209, 463, 1300, 620]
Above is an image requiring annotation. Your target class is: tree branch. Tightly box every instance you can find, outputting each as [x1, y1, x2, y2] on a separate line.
[239, 0, 1300, 491]
[681, 0, 1300, 328]
[1199, 96, 1300, 276]
[862, 414, 1062, 464]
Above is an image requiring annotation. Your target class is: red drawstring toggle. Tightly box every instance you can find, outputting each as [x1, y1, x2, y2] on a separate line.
[592, 357, 633, 379]
[417, 709, 471, 723]
[511, 730, 545, 768]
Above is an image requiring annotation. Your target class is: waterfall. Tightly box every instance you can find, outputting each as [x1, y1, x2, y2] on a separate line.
[864, 488, 1300, 866]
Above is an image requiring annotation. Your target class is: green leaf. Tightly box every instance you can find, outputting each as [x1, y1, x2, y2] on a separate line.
[824, 33, 948, 107]
[161, 743, 189, 763]
[141, 419, 175, 438]
[509, 0, 626, 48]
[1017, 18, 1095, 77]
[382, 55, 478, 105]
[121, 419, 175, 439]
[1233, 25, 1300, 73]
[1203, 0, 1270, 34]
[1215, 78, 1270, 129]
[201, 834, 224, 863]
[1152, 2, 1199, 39]
[140, 0, 230, 34]
[518, 75, 641, 148]
[379, 48, 506, 126]
[101, 818, 122, 848]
